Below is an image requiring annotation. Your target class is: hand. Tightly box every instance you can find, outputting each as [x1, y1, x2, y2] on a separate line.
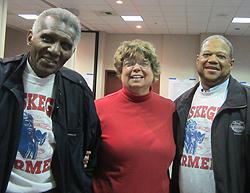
[83, 151, 91, 168]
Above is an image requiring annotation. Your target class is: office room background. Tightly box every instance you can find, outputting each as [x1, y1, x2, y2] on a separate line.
[2, 0, 250, 99]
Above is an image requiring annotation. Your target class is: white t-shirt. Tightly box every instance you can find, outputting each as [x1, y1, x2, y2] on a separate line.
[7, 62, 56, 193]
[179, 79, 229, 193]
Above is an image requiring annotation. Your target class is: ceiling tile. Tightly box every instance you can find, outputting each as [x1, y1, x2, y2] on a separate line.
[5, 0, 250, 35]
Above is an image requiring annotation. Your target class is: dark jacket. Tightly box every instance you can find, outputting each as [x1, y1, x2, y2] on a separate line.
[0, 54, 101, 193]
[171, 76, 250, 193]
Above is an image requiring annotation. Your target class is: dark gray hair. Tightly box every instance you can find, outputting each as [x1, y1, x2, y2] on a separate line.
[32, 8, 81, 46]
[201, 35, 234, 58]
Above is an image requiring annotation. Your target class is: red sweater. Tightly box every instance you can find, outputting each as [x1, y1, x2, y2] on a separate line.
[93, 88, 176, 193]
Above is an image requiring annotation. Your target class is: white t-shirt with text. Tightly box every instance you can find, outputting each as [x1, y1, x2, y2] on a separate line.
[179, 79, 229, 193]
[7, 62, 56, 193]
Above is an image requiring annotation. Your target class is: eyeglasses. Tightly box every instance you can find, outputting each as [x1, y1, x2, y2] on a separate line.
[122, 58, 151, 68]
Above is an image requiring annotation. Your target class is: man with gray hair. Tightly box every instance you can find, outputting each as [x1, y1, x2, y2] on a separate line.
[171, 35, 250, 193]
[0, 8, 101, 193]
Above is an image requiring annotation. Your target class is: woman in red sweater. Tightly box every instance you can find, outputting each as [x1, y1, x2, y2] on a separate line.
[93, 39, 175, 193]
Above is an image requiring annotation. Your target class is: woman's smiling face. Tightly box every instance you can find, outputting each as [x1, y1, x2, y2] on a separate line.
[121, 54, 154, 96]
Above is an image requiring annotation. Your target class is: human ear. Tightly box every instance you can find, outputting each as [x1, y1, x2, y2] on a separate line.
[230, 58, 234, 69]
[26, 30, 33, 46]
[196, 54, 200, 65]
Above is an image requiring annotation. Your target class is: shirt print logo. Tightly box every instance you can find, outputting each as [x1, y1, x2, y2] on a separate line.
[18, 112, 47, 159]
[184, 119, 205, 155]
[230, 120, 245, 135]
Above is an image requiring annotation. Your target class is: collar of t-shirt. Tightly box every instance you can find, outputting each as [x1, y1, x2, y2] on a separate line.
[198, 78, 229, 95]
[24, 60, 55, 85]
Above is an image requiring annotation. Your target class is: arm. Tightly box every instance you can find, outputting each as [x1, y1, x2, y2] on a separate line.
[83, 89, 102, 176]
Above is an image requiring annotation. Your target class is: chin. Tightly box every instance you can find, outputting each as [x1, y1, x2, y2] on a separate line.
[129, 84, 144, 89]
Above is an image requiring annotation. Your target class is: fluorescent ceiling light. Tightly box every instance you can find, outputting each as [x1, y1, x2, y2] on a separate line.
[121, 16, 143, 21]
[116, 0, 123, 4]
[18, 14, 38, 20]
[232, 17, 250, 23]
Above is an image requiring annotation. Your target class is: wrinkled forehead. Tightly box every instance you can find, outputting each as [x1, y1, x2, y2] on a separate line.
[39, 16, 77, 40]
[201, 38, 231, 54]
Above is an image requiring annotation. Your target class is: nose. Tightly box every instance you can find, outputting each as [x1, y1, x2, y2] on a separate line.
[132, 63, 142, 72]
[48, 42, 60, 56]
[207, 54, 218, 64]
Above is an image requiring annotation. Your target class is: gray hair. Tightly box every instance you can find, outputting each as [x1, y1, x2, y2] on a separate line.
[32, 8, 81, 45]
[201, 35, 234, 58]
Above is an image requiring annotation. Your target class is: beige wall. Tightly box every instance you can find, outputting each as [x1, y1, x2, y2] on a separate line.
[102, 34, 164, 70]
[4, 26, 250, 99]
[96, 32, 106, 98]
[200, 34, 250, 84]
[4, 27, 28, 58]
[96, 34, 200, 98]
[75, 32, 96, 74]
[160, 35, 200, 97]
[0, 0, 7, 58]
[227, 36, 250, 82]
[96, 33, 250, 98]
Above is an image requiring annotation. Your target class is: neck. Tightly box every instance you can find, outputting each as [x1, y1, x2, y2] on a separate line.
[126, 87, 150, 96]
[201, 77, 230, 91]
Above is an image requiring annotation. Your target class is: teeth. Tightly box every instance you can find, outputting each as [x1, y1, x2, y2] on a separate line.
[131, 75, 143, 78]
[131, 76, 143, 81]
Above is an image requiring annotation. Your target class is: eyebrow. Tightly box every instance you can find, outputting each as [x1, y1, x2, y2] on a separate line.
[202, 50, 228, 54]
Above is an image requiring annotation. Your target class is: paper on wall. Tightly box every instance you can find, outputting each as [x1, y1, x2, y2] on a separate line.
[168, 78, 197, 101]
[82, 73, 94, 91]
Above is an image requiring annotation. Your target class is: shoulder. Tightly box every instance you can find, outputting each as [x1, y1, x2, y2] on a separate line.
[245, 85, 250, 91]
[95, 90, 121, 106]
[0, 54, 27, 84]
[241, 84, 250, 96]
[0, 54, 26, 68]
[1, 54, 25, 63]
[59, 67, 90, 88]
[60, 67, 85, 83]
[151, 92, 176, 111]
[228, 76, 248, 94]
[175, 83, 198, 103]
[151, 92, 174, 104]
[58, 67, 93, 98]
[94, 90, 122, 113]
[175, 89, 190, 102]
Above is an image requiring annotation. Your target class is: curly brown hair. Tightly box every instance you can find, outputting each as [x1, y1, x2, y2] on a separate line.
[113, 39, 160, 81]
